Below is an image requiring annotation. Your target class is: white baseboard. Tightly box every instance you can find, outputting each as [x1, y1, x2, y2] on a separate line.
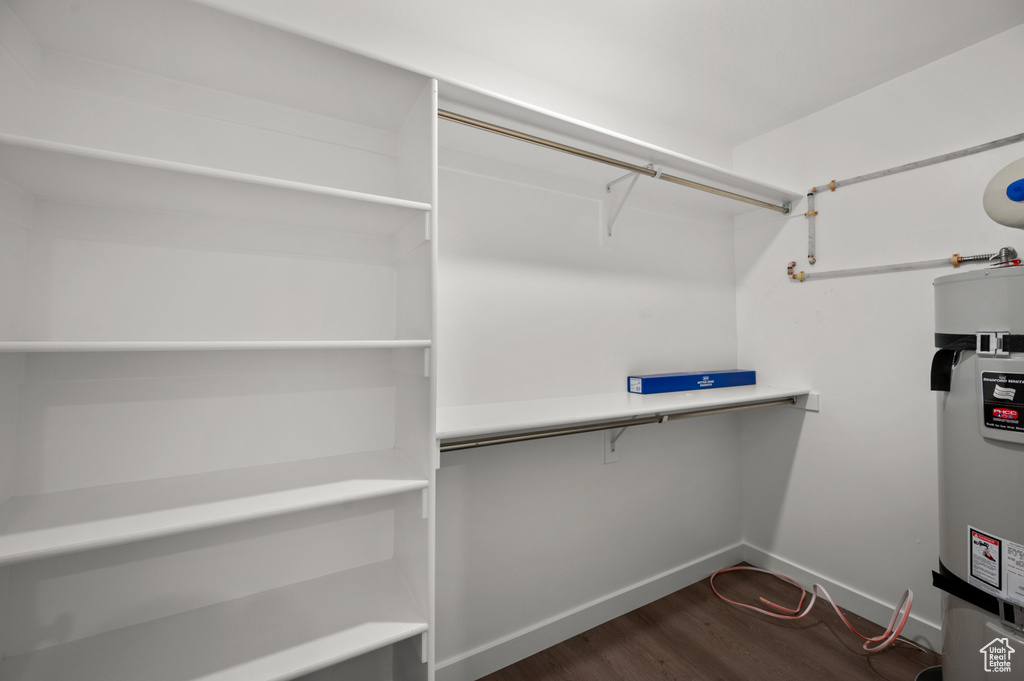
[435, 542, 745, 681]
[742, 544, 941, 652]
[435, 542, 942, 681]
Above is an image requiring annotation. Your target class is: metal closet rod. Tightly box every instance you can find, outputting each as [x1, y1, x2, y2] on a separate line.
[438, 109, 791, 214]
[439, 396, 797, 452]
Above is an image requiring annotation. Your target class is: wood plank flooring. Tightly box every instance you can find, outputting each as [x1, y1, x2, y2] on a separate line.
[480, 565, 940, 681]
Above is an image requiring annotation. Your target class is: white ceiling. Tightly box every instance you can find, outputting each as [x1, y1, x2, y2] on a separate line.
[339, 0, 1024, 148]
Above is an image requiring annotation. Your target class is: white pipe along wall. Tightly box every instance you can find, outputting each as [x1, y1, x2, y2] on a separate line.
[733, 24, 1024, 651]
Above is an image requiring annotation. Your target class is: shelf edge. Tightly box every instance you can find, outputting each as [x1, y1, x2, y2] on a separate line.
[0, 340, 432, 352]
[437, 386, 813, 441]
[0, 133, 432, 212]
[0, 478, 429, 567]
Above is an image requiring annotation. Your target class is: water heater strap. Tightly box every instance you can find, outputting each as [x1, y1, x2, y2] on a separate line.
[934, 333, 977, 351]
[932, 560, 1001, 616]
[930, 348, 958, 391]
[935, 332, 1024, 353]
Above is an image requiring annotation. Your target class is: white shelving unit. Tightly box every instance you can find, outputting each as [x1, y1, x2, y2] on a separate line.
[0, 1, 436, 680]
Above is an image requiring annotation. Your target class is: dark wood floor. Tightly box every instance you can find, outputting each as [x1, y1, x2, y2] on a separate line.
[481, 565, 940, 681]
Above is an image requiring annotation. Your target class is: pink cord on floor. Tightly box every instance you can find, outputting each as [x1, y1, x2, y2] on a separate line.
[710, 565, 921, 653]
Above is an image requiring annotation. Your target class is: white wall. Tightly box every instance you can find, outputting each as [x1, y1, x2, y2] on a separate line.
[192, 0, 732, 168]
[732, 24, 1024, 648]
[434, 147, 746, 678]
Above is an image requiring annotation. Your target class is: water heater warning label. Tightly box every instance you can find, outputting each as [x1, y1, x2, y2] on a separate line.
[971, 528, 1003, 591]
[968, 526, 1024, 608]
[981, 372, 1024, 433]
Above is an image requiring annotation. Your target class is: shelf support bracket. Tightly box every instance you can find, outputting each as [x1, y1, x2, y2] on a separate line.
[606, 165, 657, 236]
[791, 392, 821, 412]
[609, 426, 628, 453]
[604, 414, 663, 463]
[603, 426, 625, 464]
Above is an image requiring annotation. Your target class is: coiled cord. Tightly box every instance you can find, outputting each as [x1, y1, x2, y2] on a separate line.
[710, 565, 922, 653]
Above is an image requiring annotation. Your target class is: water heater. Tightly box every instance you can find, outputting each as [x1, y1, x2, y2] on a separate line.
[928, 157, 1024, 680]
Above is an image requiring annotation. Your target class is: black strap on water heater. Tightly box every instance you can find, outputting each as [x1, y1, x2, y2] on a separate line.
[932, 560, 1001, 616]
[932, 334, 973, 392]
[934, 333, 1024, 353]
[930, 332, 1024, 392]
[930, 349, 958, 392]
[934, 333, 977, 351]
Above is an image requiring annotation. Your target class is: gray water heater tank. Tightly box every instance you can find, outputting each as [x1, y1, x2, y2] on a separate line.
[933, 266, 1024, 679]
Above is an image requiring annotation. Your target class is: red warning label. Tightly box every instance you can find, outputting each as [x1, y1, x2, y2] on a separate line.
[971, 528, 1002, 590]
[968, 527, 1024, 607]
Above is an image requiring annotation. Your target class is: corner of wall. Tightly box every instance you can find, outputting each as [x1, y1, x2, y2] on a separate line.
[742, 543, 941, 651]
[730, 23, 1024, 653]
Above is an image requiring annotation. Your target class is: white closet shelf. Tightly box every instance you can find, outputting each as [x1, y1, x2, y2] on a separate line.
[0, 559, 427, 681]
[0, 448, 428, 567]
[438, 83, 803, 217]
[438, 385, 812, 442]
[0, 340, 431, 352]
[0, 135, 431, 237]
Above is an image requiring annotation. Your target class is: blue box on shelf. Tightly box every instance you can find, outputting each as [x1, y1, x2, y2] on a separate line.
[627, 370, 756, 395]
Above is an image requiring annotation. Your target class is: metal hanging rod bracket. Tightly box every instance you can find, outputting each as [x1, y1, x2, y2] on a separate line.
[438, 109, 791, 214]
[605, 165, 657, 236]
[608, 168, 649, 189]
[604, 427, 626, 464]
[439, 397, 797, 452]
[604, 413, 670, 462]
[608, 426, 629, 453]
